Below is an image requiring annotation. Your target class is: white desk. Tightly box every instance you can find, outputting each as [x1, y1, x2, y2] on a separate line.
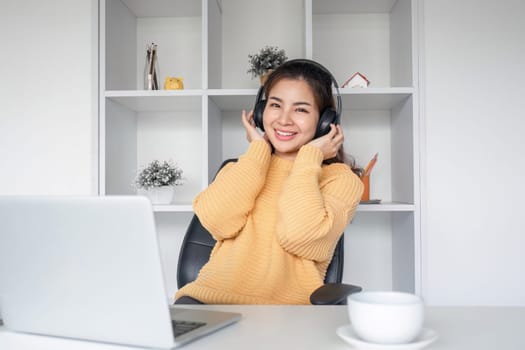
[1, 306, 524, 349]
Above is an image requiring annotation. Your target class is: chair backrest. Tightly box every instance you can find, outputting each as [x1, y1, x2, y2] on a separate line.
[176, 159, 345, 289]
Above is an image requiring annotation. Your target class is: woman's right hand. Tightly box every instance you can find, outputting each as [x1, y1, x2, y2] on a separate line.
[242, 109, 267, 143]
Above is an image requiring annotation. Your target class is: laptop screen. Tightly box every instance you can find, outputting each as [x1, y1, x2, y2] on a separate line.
[0, 196, 240, 348]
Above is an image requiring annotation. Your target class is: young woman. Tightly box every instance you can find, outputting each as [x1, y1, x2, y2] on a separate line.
[175, 59, 363, 304]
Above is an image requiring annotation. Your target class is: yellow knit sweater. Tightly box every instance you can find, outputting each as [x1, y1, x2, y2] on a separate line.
[175, 140, 363, 304]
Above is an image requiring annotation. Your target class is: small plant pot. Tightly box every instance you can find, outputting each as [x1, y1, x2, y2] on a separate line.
[146, 186, 174, 204]
[259, 69, 273, 85]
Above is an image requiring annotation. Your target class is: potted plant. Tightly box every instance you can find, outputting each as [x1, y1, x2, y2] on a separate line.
[247, 45, 287, 84]
[135, 160, 183, 204]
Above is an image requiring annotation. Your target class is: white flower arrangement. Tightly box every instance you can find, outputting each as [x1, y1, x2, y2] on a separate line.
[135, 160, 183, 190]
[247, 45, 287, 78]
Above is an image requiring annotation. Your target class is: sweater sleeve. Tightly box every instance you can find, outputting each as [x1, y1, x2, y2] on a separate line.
[193, 140, 271, 241]
[276, 144, 363, 262]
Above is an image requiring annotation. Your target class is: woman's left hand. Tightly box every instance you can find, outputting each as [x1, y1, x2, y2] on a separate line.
[242, 109, 267, 143]
[307, 124, 344, 160]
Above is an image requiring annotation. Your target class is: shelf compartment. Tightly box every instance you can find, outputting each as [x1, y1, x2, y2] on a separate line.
[103, 98, 203, 204]
[209, 90, 416, 205]
[207, 0, 305, 89]
[105, 0, 202, 90]
[311, 0, 413, 88]
[341, 95, 415, 204]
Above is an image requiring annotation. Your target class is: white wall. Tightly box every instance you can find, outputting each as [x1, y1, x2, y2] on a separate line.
[0, 0, 98, 195]
[421, 0, 525, 305]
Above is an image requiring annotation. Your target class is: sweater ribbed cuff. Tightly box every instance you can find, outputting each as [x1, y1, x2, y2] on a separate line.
[295, 144, 324, 165]
[243, 139, 272, 164]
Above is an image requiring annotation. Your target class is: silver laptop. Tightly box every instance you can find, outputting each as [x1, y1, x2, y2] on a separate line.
[0, 195, 241, 348]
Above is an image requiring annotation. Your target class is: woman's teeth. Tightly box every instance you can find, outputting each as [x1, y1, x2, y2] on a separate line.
[276, 130, 295, 136]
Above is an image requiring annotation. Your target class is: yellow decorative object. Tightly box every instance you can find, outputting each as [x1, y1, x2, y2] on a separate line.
[164, 77, 184, 90]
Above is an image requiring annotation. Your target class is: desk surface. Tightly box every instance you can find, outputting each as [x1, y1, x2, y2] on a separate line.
[1, 305, 524, 350]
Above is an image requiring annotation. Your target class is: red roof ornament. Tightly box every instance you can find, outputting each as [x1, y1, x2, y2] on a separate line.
[341, 72, 370, 88]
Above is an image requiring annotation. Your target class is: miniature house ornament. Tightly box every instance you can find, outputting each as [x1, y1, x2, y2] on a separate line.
[342, 72, 370, 88]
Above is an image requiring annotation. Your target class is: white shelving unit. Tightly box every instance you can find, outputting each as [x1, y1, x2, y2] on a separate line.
[100, 0, 420, 295]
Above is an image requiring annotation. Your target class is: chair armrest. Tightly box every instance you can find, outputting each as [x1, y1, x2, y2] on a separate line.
[310, 283, 362, 305]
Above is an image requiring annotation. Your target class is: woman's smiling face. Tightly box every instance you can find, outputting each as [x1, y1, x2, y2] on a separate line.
[262, 78, 320, 160]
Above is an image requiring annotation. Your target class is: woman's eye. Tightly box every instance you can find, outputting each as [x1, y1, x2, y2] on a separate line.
[295, 107, 308, 113]
[269, 103, 280, 108]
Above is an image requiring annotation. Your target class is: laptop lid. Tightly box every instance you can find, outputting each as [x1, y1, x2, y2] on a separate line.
[0, 196, 239, 349]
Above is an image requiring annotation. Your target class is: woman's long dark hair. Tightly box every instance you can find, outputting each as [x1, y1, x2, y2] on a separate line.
[263, 60, 364, 177]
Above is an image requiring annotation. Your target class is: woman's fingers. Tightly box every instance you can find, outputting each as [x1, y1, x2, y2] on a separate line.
[327, 125, 345, 158]
[333, 125, 344, 146]
[241, 110, 252, 127]
[242, 109, 264, 142]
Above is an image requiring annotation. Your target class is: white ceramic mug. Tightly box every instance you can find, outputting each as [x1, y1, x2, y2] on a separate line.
[347, 291, 424, 344]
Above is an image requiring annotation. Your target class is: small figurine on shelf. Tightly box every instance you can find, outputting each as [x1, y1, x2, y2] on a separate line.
[144, 43, 160, 90]
[342, 72, 370, 88]
[360, 153, 381, 204]
[164, 77, 184, 90]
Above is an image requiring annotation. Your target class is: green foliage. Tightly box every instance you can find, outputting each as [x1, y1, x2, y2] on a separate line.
[135, 160, 183, 190]
[247, 46, 287, 78]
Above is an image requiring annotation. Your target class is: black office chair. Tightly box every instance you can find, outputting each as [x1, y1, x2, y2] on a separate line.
[176, 159, 362, 305]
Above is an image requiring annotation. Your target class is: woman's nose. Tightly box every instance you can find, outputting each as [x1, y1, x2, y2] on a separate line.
[277, 108, 293, 125]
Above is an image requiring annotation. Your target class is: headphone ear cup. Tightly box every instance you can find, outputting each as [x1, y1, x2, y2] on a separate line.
[253, 99, 266, 131]
[315, 108, 337, 138]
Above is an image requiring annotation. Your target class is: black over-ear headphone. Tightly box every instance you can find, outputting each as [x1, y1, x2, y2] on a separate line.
[253, 59, 342, 138]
